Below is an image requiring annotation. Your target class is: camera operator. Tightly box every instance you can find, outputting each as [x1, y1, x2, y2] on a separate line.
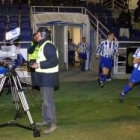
[28, 33, 39, 61]
[28, 33, 40, 89]
[31, 27, 59, 134]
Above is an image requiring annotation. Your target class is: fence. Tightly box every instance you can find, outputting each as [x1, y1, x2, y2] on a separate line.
[102, 0, 128, 9]
[114, 41, 140, 75]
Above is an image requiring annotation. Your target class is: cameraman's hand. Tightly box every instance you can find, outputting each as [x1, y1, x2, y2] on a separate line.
[31, 63, 39, 69]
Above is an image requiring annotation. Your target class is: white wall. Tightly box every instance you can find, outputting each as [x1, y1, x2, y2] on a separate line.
[129, 0, 138, 9]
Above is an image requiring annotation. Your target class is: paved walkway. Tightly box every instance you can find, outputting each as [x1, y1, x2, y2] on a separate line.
[19, 66, 98, 84]
[59, 67, 98, 82]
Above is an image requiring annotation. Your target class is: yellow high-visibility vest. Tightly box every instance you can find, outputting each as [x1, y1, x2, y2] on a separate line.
[28, 41, 40, 61]
[36, 40, 59, 73]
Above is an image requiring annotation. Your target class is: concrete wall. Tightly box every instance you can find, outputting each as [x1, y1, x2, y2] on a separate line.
[54, 25, 65, 70]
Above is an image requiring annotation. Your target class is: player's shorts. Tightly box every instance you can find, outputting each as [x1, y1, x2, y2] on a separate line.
[100, 56, 113, 70]
[129, 68, 140, 84]
[79, 53, 87, 60]
[68, 51, 75, 57]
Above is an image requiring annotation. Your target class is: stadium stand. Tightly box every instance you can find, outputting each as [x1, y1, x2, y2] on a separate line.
[0, 0, 139, 45]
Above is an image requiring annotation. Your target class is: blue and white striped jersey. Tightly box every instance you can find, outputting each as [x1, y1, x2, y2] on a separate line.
[77, 42, 89, 53]
[96, 40, 118, 58]
[133, 47, 140, 59]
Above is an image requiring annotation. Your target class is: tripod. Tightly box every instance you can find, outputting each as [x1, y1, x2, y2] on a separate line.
[0, 68, 40, 137]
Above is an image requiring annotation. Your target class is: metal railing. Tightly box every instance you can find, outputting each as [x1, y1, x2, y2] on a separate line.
[32, 6, 86, 14]
[0, 41, 31, 53]
[103, 0, 128, 9]
[114, 41, 140, 74]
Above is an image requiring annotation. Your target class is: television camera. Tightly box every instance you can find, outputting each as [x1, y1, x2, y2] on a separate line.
[0, 28, 40, 137]
[0, 27, 24, 67]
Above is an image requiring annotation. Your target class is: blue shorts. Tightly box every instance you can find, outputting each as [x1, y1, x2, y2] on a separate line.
[130, 68, 140, 84]
[100, 56, 113, 70]
[68, 51, 75, 57]
[79, 53, 87, 60]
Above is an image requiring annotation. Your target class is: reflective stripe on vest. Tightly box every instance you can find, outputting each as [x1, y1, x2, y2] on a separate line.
[36, 40, 59, 73]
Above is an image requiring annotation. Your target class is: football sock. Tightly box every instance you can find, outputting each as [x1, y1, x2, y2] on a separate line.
[100, 74, 107, 82]
[121, 85, 132, 96]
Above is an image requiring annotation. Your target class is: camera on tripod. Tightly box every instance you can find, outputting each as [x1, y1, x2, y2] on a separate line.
[0, 27, 40, 137]
[0, 27, 21, 75]
[0, 27, 29, 75]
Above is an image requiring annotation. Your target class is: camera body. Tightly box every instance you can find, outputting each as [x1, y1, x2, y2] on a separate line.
[0, 27, 27, 72]
[0, 27, 30, 78]
[0, 27, 21, 61]
[0, 45, 18, 61]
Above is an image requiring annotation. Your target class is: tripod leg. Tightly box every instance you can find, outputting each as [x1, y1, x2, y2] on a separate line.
[11, 75, 40, 137]
[11, 86, 20, 111]
[9, 77, 23, 120]
[5, 79, 11, 95]
[0, 76, 7, 92]
[12, 76, 34, 123]
[10, 78, 19, 108]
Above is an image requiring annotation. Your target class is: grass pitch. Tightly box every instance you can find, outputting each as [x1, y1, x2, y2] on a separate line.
[0, 79, 140, 140]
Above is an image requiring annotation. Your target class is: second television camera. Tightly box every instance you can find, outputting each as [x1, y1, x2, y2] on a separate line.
[0, 27, 25, 71]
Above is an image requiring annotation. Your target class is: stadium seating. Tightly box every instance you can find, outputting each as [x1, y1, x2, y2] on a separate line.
[10, 7, 19, 16]
[119, 36, 129, 41]
[104, 9, 112, 17]
[20, 34, 32, 41]
[130, 36, 140, 41]
[111, 27, 119, 38]
[21, 3, 29, 8]
[0, 0, 32, 43]
[8, 22, 18, 30]
[20, 16, 30, 23]
[21, 9, 30, 16]
[11, 2, 20, 8]
[0, 15, 7, 23]
[20, 43, 31, 48]
[114, 18, 120, 28]
[98, 17, 106, 25]
[131, 29, 140, 37]
[0, 22, 6, 29]
[1, 7, 9, 15]
[20, 29, 32, 42]
[0, 29, 4, 41]
[9, 16, 19, 24]
[20, 23, 31, 30]
[106, 17, 115, 26]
